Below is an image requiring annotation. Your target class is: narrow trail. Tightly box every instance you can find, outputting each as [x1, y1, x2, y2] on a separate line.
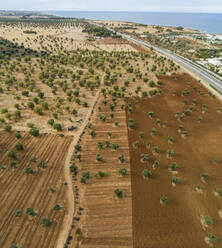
[56, 73, 105, 248]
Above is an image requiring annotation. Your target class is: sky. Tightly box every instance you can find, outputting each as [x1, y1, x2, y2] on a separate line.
[1, 0, 222, 13]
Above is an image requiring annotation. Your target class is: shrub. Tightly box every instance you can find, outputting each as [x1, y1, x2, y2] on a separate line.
[167, 149, 175, 158]
[207, 233, 217, 244]
[97, 142, 103, 150]
[107, 131, 112, 138]
[119, 168, 127, 176]
[40, 217, 51, 227]
[22, 90, 29, 97]
[114, 189, 123, 199]
[29, 128, 39, 137]
[27, 101, 34, 110]
[7, 150, 17, 160]
[95, 171, 106, 178]
[172, 177, 180, 185]
[47, 119, 54, 126]
[41, 102, 48, 110]
[75, 144, 81, 152]
[34, 106, 43, 115]
[71, 109, 77, 116]
[70, 164, 78, 175]
[49, 187, 56, 194]
[128, 118, 134, 129]
[82, 171, 90, 180]
[201, 173, 210, 182]
[15, 131, 22, 139]
[140, 154, 149, 162]
[151, 128, 156, 136]
[133, 141, 139, 148]
[9, 160, 17, 168]
[27, 122, 34, 128]
[146, 141, 151, 149]
[169, 162, 178, 172]
[53, 123, 62, 131]
[152, 146, 160, 155]
[14, 143, 24, 151]
[96, 154, 103, 162]
[105, 140, 110, 147]
[214, 157, 219, 164]
[53, 204, 62, 211]
[90, 130, 96, 138]
[160, 196, 168, 205]
[215, 189, 222, 196]
[152, 160, 160, 169]
[26, 208, 36, 216]
[204, 216, 213, 226]
[37, 161, 47, 169]
[24, 167, 35, 175]
[118, 155, 125, 163]
[1, 108, 8, 114]
[75, 228, 81, 235]
[52, 112, 58, 119]
[13, 210, 21, 218]
[30, 156, 37, 163]
[111, 143, 119, 150]
[138, 132, 144, 138]
[143, 77, 148, 83]
[9, 244, 20, 248]
[4, 124, 12, 132]
[80, 171, 90, 184]
[168, 136, 174, 144]
[80, 177, 86, 184]
[142, 169, 152, 179]
[149, 80, 156, 87]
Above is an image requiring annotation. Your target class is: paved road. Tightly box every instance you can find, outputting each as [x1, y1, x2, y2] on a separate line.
[121, 33, 222, 93]
[92, 22, 222, 94]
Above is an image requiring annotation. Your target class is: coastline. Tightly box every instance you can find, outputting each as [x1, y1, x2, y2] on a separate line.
[46, 11, 222, 34]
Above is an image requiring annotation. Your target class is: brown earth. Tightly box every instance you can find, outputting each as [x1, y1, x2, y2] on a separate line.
[126, 74, 222, 248]
[70, 95, 133, 248]
[0, 132, 72, 248]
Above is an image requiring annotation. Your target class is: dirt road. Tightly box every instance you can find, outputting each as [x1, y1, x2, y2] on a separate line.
[56, 74, 105, 248]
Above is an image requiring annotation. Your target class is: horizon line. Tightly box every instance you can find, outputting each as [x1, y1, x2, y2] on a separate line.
[1, 9, 222, 14]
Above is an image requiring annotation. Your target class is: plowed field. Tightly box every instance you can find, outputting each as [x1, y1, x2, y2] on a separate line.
[127, 74, 222, 248]
[0, 132, 72, 248]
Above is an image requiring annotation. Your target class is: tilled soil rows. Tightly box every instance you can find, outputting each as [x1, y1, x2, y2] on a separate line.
[73, 96, 133, 248]
[0, 132, 72, 248]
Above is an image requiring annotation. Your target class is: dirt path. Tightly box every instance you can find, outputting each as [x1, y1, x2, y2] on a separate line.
[56, 74, 105, 248]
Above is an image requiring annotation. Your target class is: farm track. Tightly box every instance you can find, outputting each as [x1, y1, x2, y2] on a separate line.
[55, 73, 105, 248]
[0, 132, 72, 248]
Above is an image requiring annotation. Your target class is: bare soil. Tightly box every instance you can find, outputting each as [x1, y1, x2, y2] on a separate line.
[0, 132, 72, 248]
[126, 73, 222, 247]
[70, 96, 133, 248]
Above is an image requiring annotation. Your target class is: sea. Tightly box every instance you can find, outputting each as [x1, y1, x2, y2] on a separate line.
[47, 11, 222, 34]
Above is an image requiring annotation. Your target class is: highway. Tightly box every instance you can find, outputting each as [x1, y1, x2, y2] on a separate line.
[120, 33, 222, 94]
[92, 22, 222, 94]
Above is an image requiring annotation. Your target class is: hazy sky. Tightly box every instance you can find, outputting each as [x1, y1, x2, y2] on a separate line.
[2, 0, 222, 13]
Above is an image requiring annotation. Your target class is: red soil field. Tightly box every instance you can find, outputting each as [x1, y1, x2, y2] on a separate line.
[126, 74, 222, 248]
[0, 132, 72, 248]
